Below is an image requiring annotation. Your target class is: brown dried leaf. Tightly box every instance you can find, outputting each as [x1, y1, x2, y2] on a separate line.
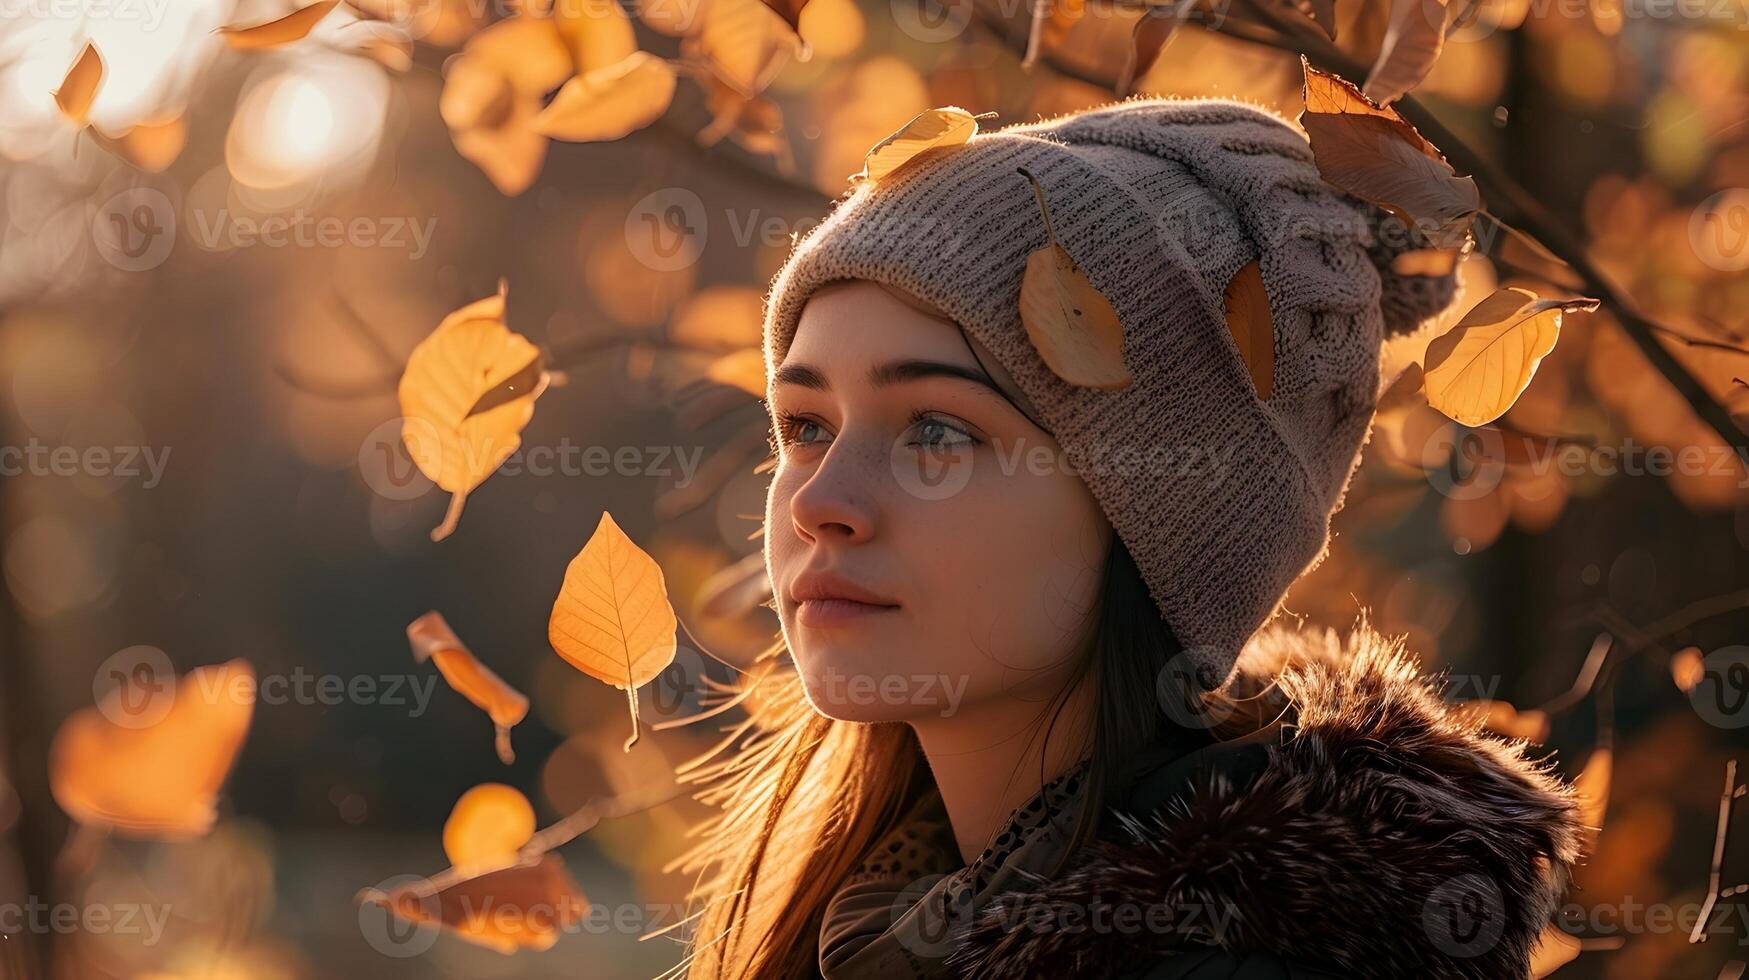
[853, 106, 980, 186]
[1300, 61, 1479, 249]
[365, 853, 588, 954]
[1119, 0, 1190, 97]
[220, 0, 340, 49]
[1363, 0, 1450, 105]
[1015, 166, 1131, 390]
[1222, 260, 1274, 400]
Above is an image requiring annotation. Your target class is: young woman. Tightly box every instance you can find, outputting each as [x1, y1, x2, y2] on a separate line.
[676, 97, 1584, 979]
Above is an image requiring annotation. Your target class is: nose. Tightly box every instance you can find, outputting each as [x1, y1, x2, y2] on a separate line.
[786, 437, 879, 546]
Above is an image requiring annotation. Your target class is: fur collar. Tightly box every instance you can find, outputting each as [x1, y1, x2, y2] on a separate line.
[946, 620, 1586, 979]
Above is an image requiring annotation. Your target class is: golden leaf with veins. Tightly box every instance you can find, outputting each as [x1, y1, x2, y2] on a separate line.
[50, 660, 254, 839]
[408, 611, 530, 763]
[549, 512, 679, 750]
[1422, 286, 1597, 427]
[397, 282, 548, 541]
[1015, 167, 1131, 391]
[855, 106, 980, 186]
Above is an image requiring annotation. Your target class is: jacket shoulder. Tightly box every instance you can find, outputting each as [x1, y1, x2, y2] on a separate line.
[947, 619, 1586, 979]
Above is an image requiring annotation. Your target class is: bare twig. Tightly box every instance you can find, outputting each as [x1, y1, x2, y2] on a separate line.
[1691, 760, 1742, 944]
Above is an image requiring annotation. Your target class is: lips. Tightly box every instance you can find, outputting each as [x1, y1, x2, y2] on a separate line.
[789, 570, 900, 628]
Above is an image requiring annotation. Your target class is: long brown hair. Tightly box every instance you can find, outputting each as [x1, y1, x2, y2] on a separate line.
[671, 539, 1203, 978]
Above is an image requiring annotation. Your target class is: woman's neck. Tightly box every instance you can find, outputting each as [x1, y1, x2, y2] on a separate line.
[907, 670, 1099, 864]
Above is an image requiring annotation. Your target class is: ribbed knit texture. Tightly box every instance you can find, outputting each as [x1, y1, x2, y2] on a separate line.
[762, 97, 1458, 686]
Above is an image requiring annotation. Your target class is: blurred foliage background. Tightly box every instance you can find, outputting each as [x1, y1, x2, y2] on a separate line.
[2, 0, 1748, 976]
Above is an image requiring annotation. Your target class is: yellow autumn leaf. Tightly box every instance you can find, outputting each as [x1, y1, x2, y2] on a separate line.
[1221, 260, 1274, 401]
[397, 282, 549, 541]
[692, 0, 792, 97]
[548, 512, 679, 750]
[219, 0, 340, 49]
[534, 52, 677, 142]
[444, 783, 536, 870]
[1423, 286, 1598, 427]
[855, 106, 980, 186]
[554, 0, 638, 72]
[1015, 166, 1131, 391]
[408, 611, 530, 763]
[54, 42, 103, 123]
[50, 660, 254, 840]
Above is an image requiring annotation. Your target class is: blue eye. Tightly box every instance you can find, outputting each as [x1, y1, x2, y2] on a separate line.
[774, 410, 827, 449]
[908, 411, 977, 449]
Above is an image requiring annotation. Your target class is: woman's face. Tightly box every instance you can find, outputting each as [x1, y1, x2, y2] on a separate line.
[766, 280, 1112, 725]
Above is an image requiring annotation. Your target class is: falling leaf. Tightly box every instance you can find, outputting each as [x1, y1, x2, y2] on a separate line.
[441, 15, 574, 195]
[219, 0, 340, 49]
[1455, 699, 1551, 744]
[363, 853, 588, 954]
[535, 52, 677, 142]
[1423, 286, 1598, 427]
[91, 115, 187, 172]
[1671, 646, 1706, 693]
[53, 42, 103, 124]
[444, 783, 537, 870]
[554, 0, 639, 72]
[1118, 0, 1190, 97]
[1015, 166, 1131, 391]
[548, 512, 679, 750]
[854, 106, 980, 186]
[692, 0, 793, 97]
[1299, 61, 1479, 249]
[705, 348, 765, 397]
[50, 660, 254, 839]
[397, 282, 547, 540]
[1221, 261, 1274, 400]
[1363, 0, 1450, 105]
[408, 611, 530, 764]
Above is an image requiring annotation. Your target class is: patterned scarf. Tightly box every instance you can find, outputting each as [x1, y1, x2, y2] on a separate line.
[817, 763, 1091, 978]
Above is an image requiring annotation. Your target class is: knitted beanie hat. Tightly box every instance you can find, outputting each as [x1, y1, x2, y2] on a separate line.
[760, 97, 1458, 688]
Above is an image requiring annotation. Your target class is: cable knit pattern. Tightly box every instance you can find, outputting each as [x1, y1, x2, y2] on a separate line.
[761, 96, 1459, 687]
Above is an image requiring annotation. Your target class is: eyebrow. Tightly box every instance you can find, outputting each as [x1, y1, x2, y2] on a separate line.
[772, 359, 1008, 399]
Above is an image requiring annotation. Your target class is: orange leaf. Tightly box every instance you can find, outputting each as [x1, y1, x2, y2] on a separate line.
[854, 106, 979, 186]
[443, 783, 536, 870]
[92, 115, 187, 172]
[548, 512, 679, 750]
[554, 0, 638, 73]
[220, 0, 340, 49]
[1015, 166, 1130, 390]
[1221, 261, 1274, 400]
[365, 853, 588, 954]
[1422, 286, 1598, 427]
[397, 282, 548, 540]
[534, 52, 677, 142]
[408, 611, 530, 764]
[53, 42, 103, 124]
[50, 660, 254, 839]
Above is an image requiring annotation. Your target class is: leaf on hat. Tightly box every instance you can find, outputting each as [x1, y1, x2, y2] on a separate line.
[1298, 60, 1479, 250]
[1221, 261, 1274, 401]
[1015, 166, 1132, 391]
[409, 611, 530, 764]
[1118, 0, 1192, 97]
[853, 107, 982, 187]
[398, 281, 550, 542]
[534, 51, 676, 142]
[1422, 286, 1598, 427]
[1363, 0, 1451, 106]
[548, 511, 679, 751]
[53, 42, 103, 123]
[219, 0, 339, 49]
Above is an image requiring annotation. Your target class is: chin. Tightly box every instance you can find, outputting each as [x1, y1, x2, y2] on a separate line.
[787, 631, 968, 723]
